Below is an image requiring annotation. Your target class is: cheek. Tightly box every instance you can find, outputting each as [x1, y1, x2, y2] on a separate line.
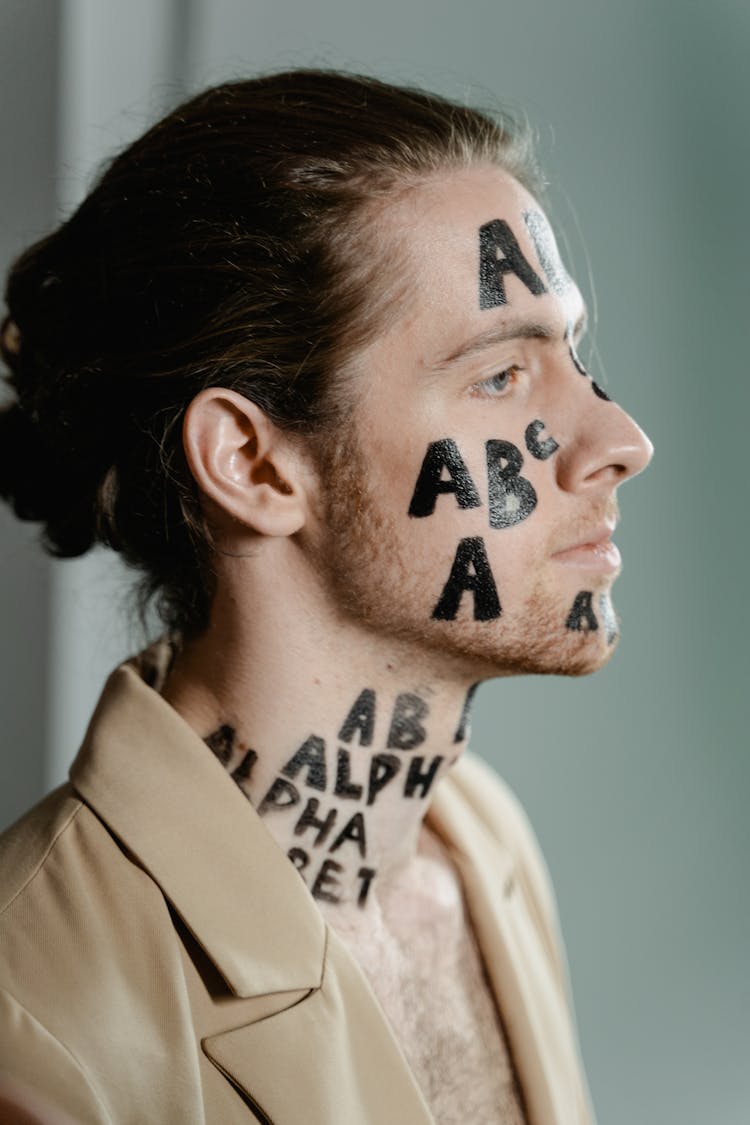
[398, 424, 562, 622]
[403, 422, 560, 538]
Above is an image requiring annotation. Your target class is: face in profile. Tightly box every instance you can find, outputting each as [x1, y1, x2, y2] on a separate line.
[312, 165, 653, 679]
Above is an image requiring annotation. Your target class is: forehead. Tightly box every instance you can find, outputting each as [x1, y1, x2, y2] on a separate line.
[369, 165, 584, 361]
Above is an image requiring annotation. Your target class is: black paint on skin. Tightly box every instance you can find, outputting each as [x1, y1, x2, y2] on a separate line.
[523, 212, 611, 404]
[524, 419, 560, 461]
[367, 753, 401, 805]
[338, 688, 376, 747]
[311, 858, 344, 904]
[386, 693, 429, 750]
[567, 331, 588, 378]
[454, 683, 479, 744]
[285, 846, 373, 909]
[204, 724, 236, 766]
[566, 322, 613, 402]
[334, 749, 364, 800]
[258, 777, 301, 814]
[432, 536, 502, 622]
[486, 440, 537, 529]
[403, 755, 444, 799]
[522, 210, 572, 296]
[357, 867, 377, 908]
[281, 735, 327, 790]
[566, 591, 599, 633]
[598, 593, 619, 645]
[408, 439, 482, 518]
[267, 746, 404, 807]
[479, 219, 547, 310]
[292, 800, 368, 857]
[288, 847, 309, 873]
[329, 811, 367, 859]
[231, 748, 258, 785]
[288, 849, 377, 910]
[294, 797, 337, 848]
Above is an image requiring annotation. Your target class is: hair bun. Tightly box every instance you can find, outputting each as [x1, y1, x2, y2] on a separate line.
[0, 400, 97, 556]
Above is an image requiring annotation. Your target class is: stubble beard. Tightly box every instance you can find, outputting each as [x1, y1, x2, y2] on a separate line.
[311, 425, 619, 680]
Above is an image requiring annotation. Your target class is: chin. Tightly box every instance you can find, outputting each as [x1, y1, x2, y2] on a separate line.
[435, 599, 623, 680]
[419, 620, 620, 683]
[553, 630, 621, 677]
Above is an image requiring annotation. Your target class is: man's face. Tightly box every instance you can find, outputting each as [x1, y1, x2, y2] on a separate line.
[313, 166, 652, 678]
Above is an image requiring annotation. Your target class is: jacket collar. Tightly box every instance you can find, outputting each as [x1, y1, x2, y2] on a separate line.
[69, 661, 326, 1000]
[69, 655, 589, 1125]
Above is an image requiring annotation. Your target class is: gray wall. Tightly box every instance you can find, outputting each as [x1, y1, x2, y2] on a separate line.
[1, 2, 748, 1123]
[0, 1, 58, 834]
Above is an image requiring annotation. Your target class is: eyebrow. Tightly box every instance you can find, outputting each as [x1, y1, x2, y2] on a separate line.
[431, 308, 588, 372]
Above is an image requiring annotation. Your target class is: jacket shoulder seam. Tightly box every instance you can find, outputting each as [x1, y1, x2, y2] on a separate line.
[0, 800, 85, 919]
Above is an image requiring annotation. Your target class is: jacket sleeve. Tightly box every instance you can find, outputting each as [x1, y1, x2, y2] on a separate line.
[0, 989, 111, 1125]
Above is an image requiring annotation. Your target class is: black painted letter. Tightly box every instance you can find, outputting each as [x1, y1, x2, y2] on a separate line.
[479, 219, 546, 310]
[432, 537, 501, 622]
[454, 684, 479, 744]
[311, 858, 343, 904]
[404, 755, 444, 799]
[329, 811, 367, 859]
[367, 753, 402, 806]
[524, 419, 559, 461]
[259, 778, 301, 815]
[338, 689, 376, 747]
[566, 591, 599, 632]
[486, 440, 537, 529]
[334, 749, 364, 800]
[387, 693, 429, 750]
[408, 439, 481, 518]
[293, 798, 338, 848]
[281, 735, 327, 791]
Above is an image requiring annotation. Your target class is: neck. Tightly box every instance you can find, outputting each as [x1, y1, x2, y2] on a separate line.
[161, 575, 479, 920]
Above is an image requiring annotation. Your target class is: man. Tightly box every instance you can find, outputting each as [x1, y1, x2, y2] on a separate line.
[0, 71, 651, 1123]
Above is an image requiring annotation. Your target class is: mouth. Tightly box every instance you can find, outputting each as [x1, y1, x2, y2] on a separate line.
[551, 526, 621, 573]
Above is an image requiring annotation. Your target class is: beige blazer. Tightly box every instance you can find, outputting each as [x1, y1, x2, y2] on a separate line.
[0, 660, 595, 1124]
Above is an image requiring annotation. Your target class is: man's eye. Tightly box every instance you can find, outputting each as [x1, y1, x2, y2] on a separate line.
[472, 366, 520, 397]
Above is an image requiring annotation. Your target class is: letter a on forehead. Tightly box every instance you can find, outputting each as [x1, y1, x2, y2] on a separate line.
[478, 218, 546, 310]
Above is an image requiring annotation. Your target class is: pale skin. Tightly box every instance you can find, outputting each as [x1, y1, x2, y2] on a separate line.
[162, 165, 652, 1119]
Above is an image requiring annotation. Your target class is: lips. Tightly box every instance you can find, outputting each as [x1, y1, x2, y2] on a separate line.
[551, 527, 621, 572]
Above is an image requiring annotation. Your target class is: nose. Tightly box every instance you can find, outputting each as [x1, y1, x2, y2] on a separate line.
[554, 387, 653, 494]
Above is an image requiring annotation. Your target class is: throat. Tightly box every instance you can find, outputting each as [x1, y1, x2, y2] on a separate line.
[162, 648, 480, 914]
[201, 712, 459, 913]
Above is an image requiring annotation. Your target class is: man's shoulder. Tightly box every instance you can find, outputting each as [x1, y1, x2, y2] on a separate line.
[0, 785, 205, 1122]
[0, 785, 86, 916]
[0, 781, 167, 981]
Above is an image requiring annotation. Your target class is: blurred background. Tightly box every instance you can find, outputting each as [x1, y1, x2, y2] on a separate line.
[1, 1, 748, 1122]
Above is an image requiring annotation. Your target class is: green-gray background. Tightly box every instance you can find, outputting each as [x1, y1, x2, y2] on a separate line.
[1, 2, 748, 1122]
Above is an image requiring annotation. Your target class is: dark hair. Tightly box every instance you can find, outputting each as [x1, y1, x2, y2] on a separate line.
[0, 69, 539, 635]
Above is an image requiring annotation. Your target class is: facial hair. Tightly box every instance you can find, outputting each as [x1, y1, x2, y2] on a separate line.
[309, 424, 620, 680]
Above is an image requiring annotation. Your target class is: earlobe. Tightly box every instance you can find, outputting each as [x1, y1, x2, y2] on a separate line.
[182, 388, 308, 538]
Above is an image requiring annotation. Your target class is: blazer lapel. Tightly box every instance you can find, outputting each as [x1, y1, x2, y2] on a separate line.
[202, 927, 434, 1125]
[427, 771, 587, 1125]
[70, 661, 585, 1124]
[70, 662, 433, 1125]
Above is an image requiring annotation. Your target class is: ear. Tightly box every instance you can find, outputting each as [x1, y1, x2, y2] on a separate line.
[182, 388, 309, 538]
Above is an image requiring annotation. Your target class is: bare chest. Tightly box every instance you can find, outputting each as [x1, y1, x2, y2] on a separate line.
[362, 918, 526, 1124]
[326, 843, 527, 1125]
